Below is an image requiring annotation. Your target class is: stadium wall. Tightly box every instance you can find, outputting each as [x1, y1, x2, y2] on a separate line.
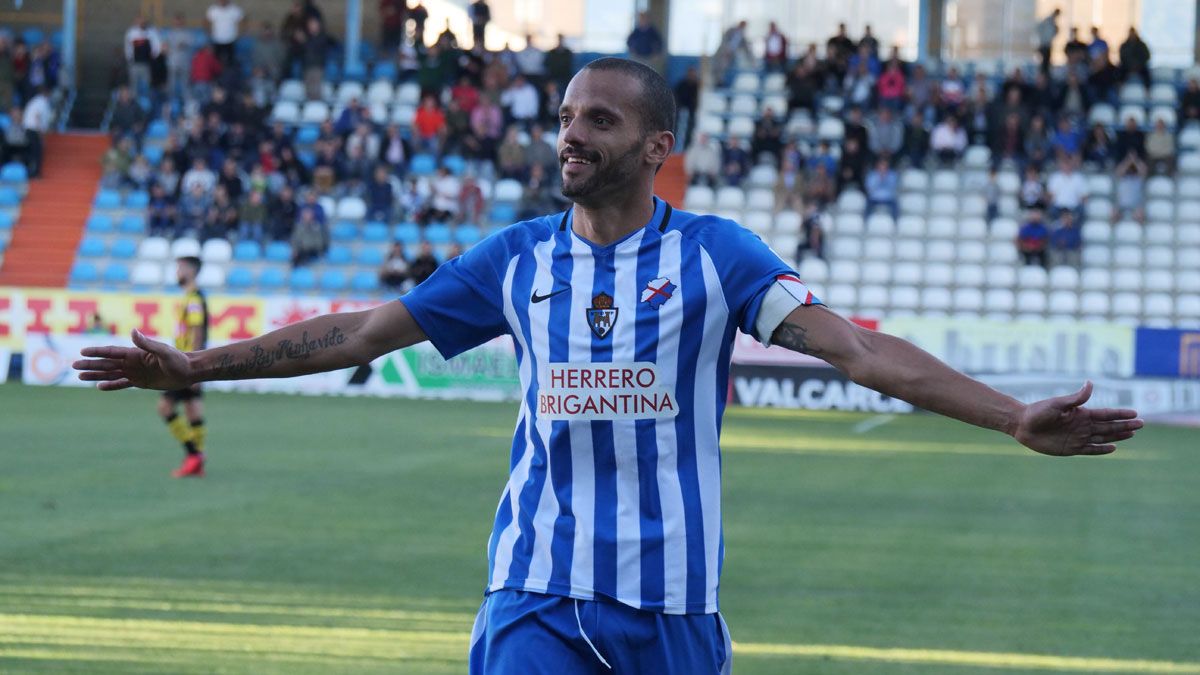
[3, 286, 1198, 415]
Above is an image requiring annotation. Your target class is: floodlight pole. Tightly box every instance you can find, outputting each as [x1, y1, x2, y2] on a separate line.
[61, 0, 76, 88]
[345, 0, 362, 75]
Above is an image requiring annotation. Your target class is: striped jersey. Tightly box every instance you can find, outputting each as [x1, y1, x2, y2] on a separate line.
[402, 198, 821, 615]
[176, 288, 208, 352]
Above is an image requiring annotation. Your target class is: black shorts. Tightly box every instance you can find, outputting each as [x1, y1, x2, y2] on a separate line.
[163, 386, 203, 403]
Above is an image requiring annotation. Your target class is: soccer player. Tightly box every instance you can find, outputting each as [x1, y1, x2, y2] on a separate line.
[160, 255, 209, 478]
[76, 59, 1142, 673]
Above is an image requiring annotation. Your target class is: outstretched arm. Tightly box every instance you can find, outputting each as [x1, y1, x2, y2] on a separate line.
[74, 300, 427, 391]
[771, 305, 1142, 456]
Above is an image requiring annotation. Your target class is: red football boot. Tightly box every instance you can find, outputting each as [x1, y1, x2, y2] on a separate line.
[172, 453, 205, 478]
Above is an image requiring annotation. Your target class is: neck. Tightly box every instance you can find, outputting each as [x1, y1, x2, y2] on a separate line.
[570, 181, 657, 247]
[183, 281, 197, 293]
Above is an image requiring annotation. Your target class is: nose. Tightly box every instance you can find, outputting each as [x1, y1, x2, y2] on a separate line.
[559, 116, 587, 151]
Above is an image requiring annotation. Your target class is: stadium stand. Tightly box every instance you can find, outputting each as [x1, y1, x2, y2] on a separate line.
[0, 7, 1190, 330]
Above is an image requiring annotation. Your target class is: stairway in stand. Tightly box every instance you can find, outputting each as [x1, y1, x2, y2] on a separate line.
[0, 133, 109, 288]
[655, 154, 687, 209]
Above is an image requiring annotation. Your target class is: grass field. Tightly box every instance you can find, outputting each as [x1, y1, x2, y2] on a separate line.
[1, 382, 1198, 674]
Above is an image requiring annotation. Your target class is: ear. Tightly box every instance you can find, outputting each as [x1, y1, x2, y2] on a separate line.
[645, 130, 675, 167]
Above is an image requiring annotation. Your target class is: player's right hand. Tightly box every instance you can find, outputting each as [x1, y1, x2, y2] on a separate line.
[73, 329, 192, 391]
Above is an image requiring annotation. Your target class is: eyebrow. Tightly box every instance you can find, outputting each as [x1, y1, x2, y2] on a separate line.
[558, 103, 624, 121]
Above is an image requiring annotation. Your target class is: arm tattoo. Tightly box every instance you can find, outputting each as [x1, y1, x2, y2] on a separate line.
[214, 326, 348, 379]
[773, 320, 823, 356]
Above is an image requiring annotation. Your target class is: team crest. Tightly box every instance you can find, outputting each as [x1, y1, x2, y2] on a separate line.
[586, 292, 618, 339]
[640, 277, 676, 310]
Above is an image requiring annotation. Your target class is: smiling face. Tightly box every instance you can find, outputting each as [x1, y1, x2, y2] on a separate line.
[556, 69, 656, 207]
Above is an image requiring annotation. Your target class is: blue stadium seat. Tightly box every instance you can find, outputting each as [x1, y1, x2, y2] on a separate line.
[409, 154, 437, 176]
[70, 261, 99, 285]
[119, 214, 146, 234]
[297, 150, 317, 168]
[356, 247, 385, 266]
[331, 221, 358, 241]
[362, 222, 389, 243]
[393, 222, 420, 245]
[372, 61, 397, 80]
[0, 187, 20, 207]
[77, 237, 106, 258]
[50, 29, 63, 48]
[86, 213, 114, 233]
[351, 270, 380, 293]
[0, 211, 13, 230]
[296, 126, 320, 145]
[125, 191, 150, 209]
[343, 62, 367, 82]
[146, 119, 169, 140]
[227, 266, 254, 289]
[259, 267, 288, 289]
[102, 262, 130, 285]
[233, 240, 262, 261]
[94, 190, 121, 209]
[109, 238, 137, 259]
[142, 145, 164, 166]
[264, 241, 292, 263]
[0, 162, 27, 183]
[22, 28, 44, 46]
[425, 223, 452, 244]
[326, 245, 352, 265]
[454, 224, 482, 246]
[442, 155, 466, 176]
[489, 203, 517, 225]
[319, 269, 348, 292]
[324, 61, 341, 82]
[290, 267, 316, 291]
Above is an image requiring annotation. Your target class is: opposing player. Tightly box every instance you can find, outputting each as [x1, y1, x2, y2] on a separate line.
[160, 255, 209, 478]
[76, 59, 1142, 673]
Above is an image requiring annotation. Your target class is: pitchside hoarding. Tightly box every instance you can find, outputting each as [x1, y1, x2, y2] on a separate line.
[4, 287, 1197, 414]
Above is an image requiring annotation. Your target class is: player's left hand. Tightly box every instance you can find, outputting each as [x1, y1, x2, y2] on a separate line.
[1013, 381, 1143, 456]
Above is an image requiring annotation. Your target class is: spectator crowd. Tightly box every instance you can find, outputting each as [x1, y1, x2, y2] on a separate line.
[686, 14, 1179, 270]
[106, 0, 586, 283]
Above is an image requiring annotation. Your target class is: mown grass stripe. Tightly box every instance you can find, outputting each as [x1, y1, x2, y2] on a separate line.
[734, 642, 1200, 673]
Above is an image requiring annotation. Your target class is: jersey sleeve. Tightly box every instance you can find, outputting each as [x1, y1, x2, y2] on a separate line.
[700, 219, 823, 345]
[399, 232, 513, 359]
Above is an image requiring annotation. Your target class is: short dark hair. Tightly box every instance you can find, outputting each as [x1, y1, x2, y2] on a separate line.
[178, 255, 202, 272]
[579, 57, 676, 137]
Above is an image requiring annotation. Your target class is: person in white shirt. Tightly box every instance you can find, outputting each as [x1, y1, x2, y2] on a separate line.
[1046, 156, 1089, 222]
[22, 87, 51, 134]
[514, 34, 545, 79]
[206, 0, 244, 66]
[684, 132, 720, 187]
[930, 115, 967, 165]
[124, 16, 162, 95]
[499, 74, 539, 128]
[424, 167, 461, 223]
[22, 86, 51, 177]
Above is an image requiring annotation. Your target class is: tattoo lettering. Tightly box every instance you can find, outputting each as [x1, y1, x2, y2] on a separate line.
[773, 321, 822, 356]
[215, 326, 347, 378]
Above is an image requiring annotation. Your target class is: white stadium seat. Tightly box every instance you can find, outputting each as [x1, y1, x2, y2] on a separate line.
[137, 237, 169, 260]
[927, 217, 956, 239]
[1081, 268, 1112, 291]
[196, 264, 226, 289]
[897, 215, 926, 238]
[684, 185, 714, 210]
[890, 286, 921, 310]
[131, 261, 162, 286]
[924, 263, 954, 288]
[1113, 269, 1143, 293]
[797, 258, 829, 284]
[827, 284, 857, 308]
[1048, 290, 1079, 315]
[832, 213, 864, 235]
[861, 261, 891, 285]
[743, 211, 773, 235]
[1144, 294, 1174, 319]
[830, 260, 861, 284]
[1049, 266, 1079, 290]
[986, 264, 1016, 288]
[953, 264, 985, 288]
[899, 193, 927, 215]
[984, 288, 1016, 313]
[893, 263, 923, 286]
[1017, 265, 1048, 289]
[1144, 270, 1174, 293]
[1016, 289, 1048, 314]
[831, 237, 862, 260]
[201, 238, 232, 264]
[957, 241, 987, 264]
[953, 287, 984, 313]
[170, 237, 201, 260]
[863, 238, 893, 260]
[922, 287, 953, 312]
[715, 186, 745, 210]
[895, 239, 924, 261]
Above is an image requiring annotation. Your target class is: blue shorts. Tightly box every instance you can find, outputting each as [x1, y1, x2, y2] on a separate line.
[469, 590, 732, 675]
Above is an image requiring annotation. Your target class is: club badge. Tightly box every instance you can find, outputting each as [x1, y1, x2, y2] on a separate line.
[586, 292, 618, 339]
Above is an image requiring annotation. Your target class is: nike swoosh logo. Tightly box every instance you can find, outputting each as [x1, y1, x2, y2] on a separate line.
[531, 288, 570, 303]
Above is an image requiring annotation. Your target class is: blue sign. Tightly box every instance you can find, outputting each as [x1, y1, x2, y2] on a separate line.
[1135, 328, 1200, 378]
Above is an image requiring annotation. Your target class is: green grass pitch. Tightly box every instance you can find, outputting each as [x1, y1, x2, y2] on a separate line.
[1, 382, 1197, 674]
